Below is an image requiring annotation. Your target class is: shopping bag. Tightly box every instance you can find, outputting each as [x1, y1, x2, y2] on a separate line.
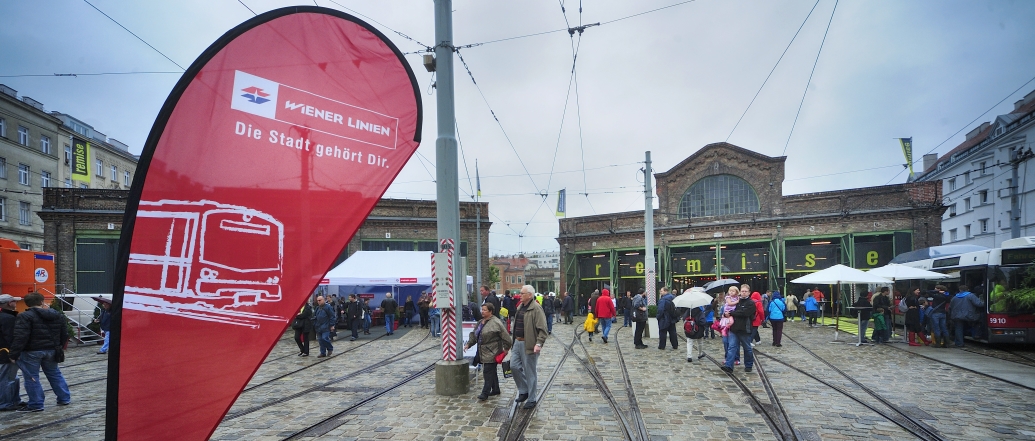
[501, 351, 513, 379]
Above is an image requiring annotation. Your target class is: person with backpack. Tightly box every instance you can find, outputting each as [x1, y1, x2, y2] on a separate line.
[767, 291, 787, 347]
[683, 302, 708, 363]
[949, 284, 984, 348]
[657, 287, 679, 351]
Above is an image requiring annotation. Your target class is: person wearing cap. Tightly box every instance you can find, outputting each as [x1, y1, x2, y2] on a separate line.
[93, 299, 112, 354]
[10, 292, 71, 411]
[0, 294, 23, 411]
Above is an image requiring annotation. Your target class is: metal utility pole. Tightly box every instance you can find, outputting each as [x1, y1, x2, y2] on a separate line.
[1009, 148, 1034, 239]
[433, 0, 467, 395]
[475, 160, 482, 305]
[644, 151, 656, 304]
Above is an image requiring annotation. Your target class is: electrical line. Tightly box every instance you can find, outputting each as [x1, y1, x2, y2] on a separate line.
[237, 0, 256, 16]
[782, 0, 837, 157]
[325, 0, 431, 50]
[456, 118, 476, 199]
[599, 0, 697, 26]
[81, 0, 185, 71]
[0, 71, 181, 78]
[454, 49, 542, 195]
[727, 0, 820, 143]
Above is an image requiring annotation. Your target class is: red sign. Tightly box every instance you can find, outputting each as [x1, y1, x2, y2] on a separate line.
[399, 277, 418, 284]
[107, 7, 421, 440]
[320, 278, 330, 285]
[358, 293, 375, 300]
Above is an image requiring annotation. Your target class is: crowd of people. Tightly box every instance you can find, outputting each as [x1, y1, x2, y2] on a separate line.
[0, 292, 71, 412]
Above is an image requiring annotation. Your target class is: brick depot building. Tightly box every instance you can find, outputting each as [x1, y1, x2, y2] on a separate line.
[557, 143, 945, 302]
[38, 188, 489, 295]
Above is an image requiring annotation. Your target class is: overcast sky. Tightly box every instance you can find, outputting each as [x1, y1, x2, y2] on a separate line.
[3, 0, 1034, 256]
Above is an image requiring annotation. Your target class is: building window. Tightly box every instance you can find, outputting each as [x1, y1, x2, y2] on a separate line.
[678, 174, 760, 218]
[65, 145, 71, 165]
[949, 229, 957, 242]
[948, 204, 956, 217]
[948, 178, 956, 191]
[979, 190, 988, 204]
[124, 171, 130, 186]
[18, 202, 30, 226]
[980, 219, 988, 233]
[0, 198, 5, 222]
[0, 157, 6, 179]
[0, 118, 5, 137]
[964, 171, 970, 185]
[979, 161, 987, 175]
[965, 225, 971, 238]
[964, 198, 971, 211]
[95, 159, 104, 177]
[79, 183, 88, 189]
[41, 171, 50, 188]
[17, 164, 29, 185]
[41, 135, 51, 154]
[17, 126, 30, 146]
[111, 165, 117, 181]
[64, 178, 72, 188]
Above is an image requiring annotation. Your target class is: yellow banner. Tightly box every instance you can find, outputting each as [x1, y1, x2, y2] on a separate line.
[71, 137, 91, 183]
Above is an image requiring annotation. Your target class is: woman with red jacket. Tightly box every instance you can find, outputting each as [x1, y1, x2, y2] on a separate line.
[750, 291, 764, 345]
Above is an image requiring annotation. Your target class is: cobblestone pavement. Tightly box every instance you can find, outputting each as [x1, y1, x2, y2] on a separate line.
[4, 319, 1035, 440]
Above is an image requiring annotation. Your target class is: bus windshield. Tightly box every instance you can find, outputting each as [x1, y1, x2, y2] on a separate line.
[988, 263, 1035, 313]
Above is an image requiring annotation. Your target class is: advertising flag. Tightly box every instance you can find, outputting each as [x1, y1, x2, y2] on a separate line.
[899, 137, 914, 178]
[476, 159, 482, 198]
[556, 189, 566, 217]
[106, 7, 421, 440]
[70, 137, 91, 183]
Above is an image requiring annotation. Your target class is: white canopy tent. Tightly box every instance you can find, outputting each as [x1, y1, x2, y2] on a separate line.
[323, 250, 473, 286]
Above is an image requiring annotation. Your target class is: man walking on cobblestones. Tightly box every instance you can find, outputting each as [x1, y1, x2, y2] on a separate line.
[9, 292, 71, 411]
[314, 296, 335, 357]
[381, 293, 398, 336]
[511, 285, 547, 410]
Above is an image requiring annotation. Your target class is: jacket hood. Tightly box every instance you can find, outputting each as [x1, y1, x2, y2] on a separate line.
[601, 288, 610, 297]
[772, 291, 783, 300]
[751, 292, 762, 302]
[955, 292, 971, 298]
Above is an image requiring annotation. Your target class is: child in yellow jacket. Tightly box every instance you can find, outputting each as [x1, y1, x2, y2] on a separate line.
[584, 312, 598, 342]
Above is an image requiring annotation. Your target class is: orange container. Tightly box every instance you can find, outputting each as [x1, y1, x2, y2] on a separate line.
[0, 238, 57, 311]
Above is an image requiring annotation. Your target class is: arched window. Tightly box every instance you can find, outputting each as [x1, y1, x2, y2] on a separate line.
[678, 174, 759, 218]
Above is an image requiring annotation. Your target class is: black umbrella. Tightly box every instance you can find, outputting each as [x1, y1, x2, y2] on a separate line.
[703, 279, 740, 294]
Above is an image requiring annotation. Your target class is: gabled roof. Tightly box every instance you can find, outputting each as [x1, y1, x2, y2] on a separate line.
[654, 142, 785, 178]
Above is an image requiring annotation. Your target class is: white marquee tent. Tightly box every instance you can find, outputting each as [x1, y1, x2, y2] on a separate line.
[323, 251, 473, 286]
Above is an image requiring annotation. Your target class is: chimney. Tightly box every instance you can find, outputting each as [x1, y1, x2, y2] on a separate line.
[0, 84, 16, 98]
[923, 153, 938, 171]
[965, 122, 991, 141]
[21, 96, 44, 111]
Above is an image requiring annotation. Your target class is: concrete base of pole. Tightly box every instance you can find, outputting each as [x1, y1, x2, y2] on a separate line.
[435, 360, 470, 396]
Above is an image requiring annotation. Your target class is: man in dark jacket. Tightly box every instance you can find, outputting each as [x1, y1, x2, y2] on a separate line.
[929, 285, 951, 348]
[657, 287, 678, 350]
[501, 290, 515, 328]
[380, 293, 398, 335]
[345, 295, 363, 341]
[542, 292, 556, 335]
[482, 286, 501, 319]
[619, 291, 633, 327]
[949, 285, 984, 348]
[94, 299, 112, 354]
[314, 295, 335, 357]
[10, 292, 70, 411]
[561, 292, 575, 324]
[722, 287, 756, 373]
[0, 294, 23, 411]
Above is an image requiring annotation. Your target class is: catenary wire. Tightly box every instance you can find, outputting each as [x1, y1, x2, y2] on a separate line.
[727, 0, 821, 142]
[782, 0, 838, 157]
[237, 0, 257, 16]
[81, 0, 185, 71]
[0, 71, 181, 78]
[325, 0, 431, 50]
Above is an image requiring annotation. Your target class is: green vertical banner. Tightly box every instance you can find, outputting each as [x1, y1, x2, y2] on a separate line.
[71, 137, 91, 183]
[899, 137, 913, 178]
[556, 188, 566, 217]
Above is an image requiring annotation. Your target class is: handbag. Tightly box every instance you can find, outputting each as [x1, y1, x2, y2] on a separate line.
[501, 351, 513, 379]
[291, 317, 304, 330]
[632, 308, 647, 322]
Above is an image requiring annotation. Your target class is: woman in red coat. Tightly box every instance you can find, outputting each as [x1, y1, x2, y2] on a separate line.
[751, 291, 764, 345]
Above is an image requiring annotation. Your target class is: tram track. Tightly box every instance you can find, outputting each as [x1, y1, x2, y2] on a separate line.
[702, 352, 798, 441]
[499, 325, 583, 441]
[241, 331, 391, 392]
[883, 342, 1035, 393]
[775, 334, 946, 441]
[223, 331, 434, 420]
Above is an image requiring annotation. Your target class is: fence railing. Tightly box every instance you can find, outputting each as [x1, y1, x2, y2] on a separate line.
[37, 286, 105, 347]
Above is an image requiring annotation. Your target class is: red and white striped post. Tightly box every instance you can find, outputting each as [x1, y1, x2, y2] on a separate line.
[434, 238, 457, 360]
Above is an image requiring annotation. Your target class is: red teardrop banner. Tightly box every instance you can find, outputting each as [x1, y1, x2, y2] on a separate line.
[106, 7, 422, 440]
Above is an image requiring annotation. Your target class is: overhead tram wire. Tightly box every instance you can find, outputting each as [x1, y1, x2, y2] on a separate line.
[726, 0, 821, 142]
[454, 50, 543, 196]
[237, 0, 257, 16]
[0, 71, 181, 78]
[782, 0, 838, 157]
[456, 118, 476, 198]
[325, 0, 431, 51]
[543, 0, 584, 196]
[880, 73, 1035, 187]
[81, 0, 185, 71]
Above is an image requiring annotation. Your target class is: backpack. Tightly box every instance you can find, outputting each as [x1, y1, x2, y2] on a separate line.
[684, 310, 706, 339]
[897, 298, 908, 313]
